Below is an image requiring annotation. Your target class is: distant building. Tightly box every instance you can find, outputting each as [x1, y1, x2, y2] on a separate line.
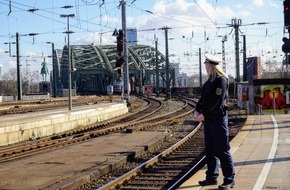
[172, 62, 180, 76]
[172, 62, 188, 87]
[178, 73, 188, 87]
[127, 28, 137, 46]
[172, 62, 180, 87]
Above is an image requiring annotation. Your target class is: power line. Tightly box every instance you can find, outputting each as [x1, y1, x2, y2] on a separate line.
[193, 0, 218, 28]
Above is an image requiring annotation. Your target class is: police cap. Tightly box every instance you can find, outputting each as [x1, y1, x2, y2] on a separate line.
[204, 54, 221, 65]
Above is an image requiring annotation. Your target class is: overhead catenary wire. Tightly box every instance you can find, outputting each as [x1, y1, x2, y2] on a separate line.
[0, 0, 285, 76]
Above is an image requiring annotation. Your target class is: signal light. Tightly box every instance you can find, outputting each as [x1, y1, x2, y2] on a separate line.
[284, 0, 290, 27]
[115, 57, 124, 67]
[117, 68, 122, 75]
[115, 29, 125, 76]
[282, 37, 290, 53]
[116, 30, 124, 55]
[115, 57, 124, 75]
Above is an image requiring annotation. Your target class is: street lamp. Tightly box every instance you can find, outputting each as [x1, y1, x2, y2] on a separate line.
[60, 14, 75, 110]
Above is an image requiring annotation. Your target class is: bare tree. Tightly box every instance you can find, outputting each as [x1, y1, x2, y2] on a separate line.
[188, 73, 208, 87]
[0, 68, 41, 95]
[30, 70, 40, 93]
[261, 59, 284, 78]
[1, 69, 17, 96]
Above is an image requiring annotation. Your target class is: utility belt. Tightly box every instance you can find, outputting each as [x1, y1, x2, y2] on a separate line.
[208, 105, 228, 117]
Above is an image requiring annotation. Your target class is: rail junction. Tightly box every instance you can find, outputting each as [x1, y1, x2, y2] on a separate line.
[1, 95, 289, 190]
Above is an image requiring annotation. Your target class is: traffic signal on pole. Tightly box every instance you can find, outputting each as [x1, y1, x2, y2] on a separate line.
[115, 57, 124, 75]
[117, 68, 122, 75]
[115, 57, 124, 67]
[116, 29, 124, 75]
[282, 37, 290, 53]
[284, 0, 290, 27]
[116, 30, 123, 56]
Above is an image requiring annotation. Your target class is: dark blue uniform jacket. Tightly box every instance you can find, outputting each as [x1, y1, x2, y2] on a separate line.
[195, 75, 228, 118]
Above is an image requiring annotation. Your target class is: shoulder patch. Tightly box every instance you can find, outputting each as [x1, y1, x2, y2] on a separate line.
[216, 88, 222, 95]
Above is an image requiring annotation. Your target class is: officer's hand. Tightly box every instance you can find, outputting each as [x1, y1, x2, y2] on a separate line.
[196, 113, 204, 123]
[194, 111, 199, 118]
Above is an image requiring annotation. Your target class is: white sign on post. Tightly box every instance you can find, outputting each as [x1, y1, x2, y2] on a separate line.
[107, 85, 113, 95]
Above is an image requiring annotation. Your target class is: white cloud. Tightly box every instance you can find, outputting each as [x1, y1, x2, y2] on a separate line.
[152, 1, 167, 14]
[96, 15, 120, 26]
[269, 1, 279, 9]
[253, 0, 264, 7]
[214, 6, 236, 21]
[74, 0, 238, 44]
[127, 17, 134, 25]
[25, 51, 37, 58]
[236, 10, 252, 18]
[8, 60, 16, 69]
[75, 32, 115, 45]
[134, 0, 237, 38]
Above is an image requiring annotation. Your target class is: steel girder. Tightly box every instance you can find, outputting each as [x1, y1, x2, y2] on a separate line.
[59, 44, 168, 95]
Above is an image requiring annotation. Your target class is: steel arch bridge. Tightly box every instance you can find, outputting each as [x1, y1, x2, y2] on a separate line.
[53, 44, 174, 95]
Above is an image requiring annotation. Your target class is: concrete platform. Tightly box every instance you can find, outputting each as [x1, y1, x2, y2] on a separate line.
[0, 130, 169, 190]
[178, 114, 290, 190]
[0, 101, 170, 190]
[0, 102, 128, 146]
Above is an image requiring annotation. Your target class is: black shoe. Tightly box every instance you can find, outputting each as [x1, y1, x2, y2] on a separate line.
[198, 179, 218, 186]
[218, 182, 235, 190]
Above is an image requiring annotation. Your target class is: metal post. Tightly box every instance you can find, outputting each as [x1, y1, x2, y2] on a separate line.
[221, 40, 225, 72]
[221, 35, 227, 72]
[217, 35, 227, 72]
[199, 48, 202, 86]
[51, 43, 57, 97]
[242, 35, 247, 81]
[60, 14, 75, 110]
[16, 32, 22, 100]
[231, 18, 242, 83]
[155, 36, 159, 94]
[159, 26, 171, 97]
[165, 27, 170, 96]
[273, 91, 276, 115]
[121, 0, 130, 101]
[67, 16, 72, 110]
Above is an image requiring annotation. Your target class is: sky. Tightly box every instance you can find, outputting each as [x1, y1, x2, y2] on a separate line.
[0, 0, 286, 78]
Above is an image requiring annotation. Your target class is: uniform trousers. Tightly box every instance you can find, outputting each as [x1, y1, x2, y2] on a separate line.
[203, 114, 235, 183]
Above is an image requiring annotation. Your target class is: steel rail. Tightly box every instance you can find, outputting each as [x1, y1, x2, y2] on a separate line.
[98, 122, 203, 190]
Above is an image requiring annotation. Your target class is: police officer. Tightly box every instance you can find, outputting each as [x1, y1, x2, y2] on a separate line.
[194, 54, 235, 190]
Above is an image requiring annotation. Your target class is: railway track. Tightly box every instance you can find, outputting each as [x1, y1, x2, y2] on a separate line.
[98, 123, 204, 190]
[0, 97, 194, 164]
[0, 96, 115, 115]
[77, 97, 245, 190]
